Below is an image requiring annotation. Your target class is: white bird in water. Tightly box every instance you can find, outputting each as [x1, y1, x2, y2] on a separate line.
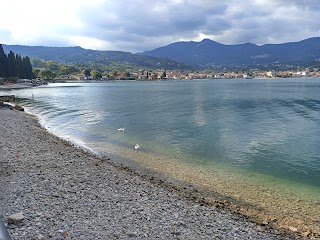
[134, 144, 140, 151]
[118, 128, 126, 132]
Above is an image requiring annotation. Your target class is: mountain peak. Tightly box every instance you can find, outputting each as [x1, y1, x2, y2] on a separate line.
[201, 38, 213, 42]
[141, 37, 320, 66]
[200, 38, 221, 45]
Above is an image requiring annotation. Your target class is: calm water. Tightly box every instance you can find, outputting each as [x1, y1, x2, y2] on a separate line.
[2, 78, 320, 188]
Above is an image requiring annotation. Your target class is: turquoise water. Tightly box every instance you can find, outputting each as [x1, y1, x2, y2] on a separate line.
[2, 78, 320, 188]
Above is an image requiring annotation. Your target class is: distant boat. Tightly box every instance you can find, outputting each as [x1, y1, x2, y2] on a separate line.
[118, 128, 126, 132]
[243, 74, 253, 79]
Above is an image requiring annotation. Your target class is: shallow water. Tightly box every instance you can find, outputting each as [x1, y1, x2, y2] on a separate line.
[2, 79, 320, 188]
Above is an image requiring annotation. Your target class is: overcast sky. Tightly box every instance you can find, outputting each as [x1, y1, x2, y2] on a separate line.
[1, 0, 319, 53]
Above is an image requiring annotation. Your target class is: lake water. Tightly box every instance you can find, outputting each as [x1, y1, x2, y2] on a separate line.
[2, 78, 320, 191]
[2, 78, 320, 232]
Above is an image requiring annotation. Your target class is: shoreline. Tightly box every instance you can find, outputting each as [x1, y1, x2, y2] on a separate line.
[92, 141, 320, 238]
[0, 108, 296, 239]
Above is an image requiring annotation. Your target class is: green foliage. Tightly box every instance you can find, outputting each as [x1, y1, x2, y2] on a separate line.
[2, 45, 191, 70]
[31, 58, 60, 71]
[81, 69, 91, 76]
[58, 65, 79, 76]
[90, 69, 102, 79]
[39, 69, 56, 80]
[111, 70, 119, 77]
[33, 68, 40, 78]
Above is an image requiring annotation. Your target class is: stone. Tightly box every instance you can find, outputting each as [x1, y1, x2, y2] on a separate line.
[303, 230, 311, 237]
[7, 212, 25, 224]
[0, 95, 15, 102]
[289, 226, 298, 232]
[14, 104, 24, 111]
[127, 231, 138, 237]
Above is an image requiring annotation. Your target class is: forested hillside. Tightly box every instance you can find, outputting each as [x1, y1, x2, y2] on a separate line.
[2, 45, 190, 70]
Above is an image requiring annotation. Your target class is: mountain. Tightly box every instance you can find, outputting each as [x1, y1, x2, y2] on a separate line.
[140, 37, 320, 67]
[4, 38, 320, 70]
[2, 45, 191, 70]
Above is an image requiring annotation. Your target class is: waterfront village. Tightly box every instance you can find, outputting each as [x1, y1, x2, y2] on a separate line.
[57, 68, 319, 81]
[1, 68, 320, 86]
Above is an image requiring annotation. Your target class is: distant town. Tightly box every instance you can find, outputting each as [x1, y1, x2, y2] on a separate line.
[55, 68, 319, 81]
[1, 68, 319, 86]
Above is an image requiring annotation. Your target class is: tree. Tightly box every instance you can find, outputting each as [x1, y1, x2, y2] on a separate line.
[58, 66, 69, 76]
[0, 47, 33, 79]
[46, 60, 60, 71]
[111, 70, 119, 79]
[33, 69, 41, 78]
[39, 69, 56, 80]
[22, 56, 33, 79]
[154, 72, 158, 79]
[15, 54, 23, 78]
[0, 44, 9, 78]
[161, 70, 167, 79]
[90, 69, 102, 80]
[81, 69, 90, 77]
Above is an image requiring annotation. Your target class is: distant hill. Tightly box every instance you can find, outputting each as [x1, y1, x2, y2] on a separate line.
[140, 37, 320, 67]
[2, 45, 190, 70]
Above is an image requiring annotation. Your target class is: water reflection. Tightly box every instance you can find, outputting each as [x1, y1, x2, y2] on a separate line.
[2, 79, 320, 187]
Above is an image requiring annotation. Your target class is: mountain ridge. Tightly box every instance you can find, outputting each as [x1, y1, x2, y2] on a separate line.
[1, 44, 191, 70]
[2, 37, 320, 69]
[140, 37, 320, 67]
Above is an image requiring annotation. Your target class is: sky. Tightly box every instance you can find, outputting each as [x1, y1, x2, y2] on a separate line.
[1, 0, 320, 53]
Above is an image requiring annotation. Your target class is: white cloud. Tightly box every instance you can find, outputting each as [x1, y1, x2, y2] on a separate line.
[1, 0, 320, 52]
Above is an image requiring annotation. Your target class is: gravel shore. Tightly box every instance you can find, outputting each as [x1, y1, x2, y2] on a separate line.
[0, 108, 293, 239]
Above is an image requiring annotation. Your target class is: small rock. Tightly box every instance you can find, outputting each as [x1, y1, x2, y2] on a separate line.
[289, 226, 298, 232]
[303, 230, 311, 237]
[37, 234, 45, 239]
[62, 230, 69, 238]
[7, 212, 25, 224]
[177, 221, 187, 227]
[127, 231, 138, 237]
[14, 104, 24, 111]
[172, 231, 181, 236]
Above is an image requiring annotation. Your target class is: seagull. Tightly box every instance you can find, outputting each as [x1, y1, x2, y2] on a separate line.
[134, 144, 140, 151]
[118, 128, 126, 132]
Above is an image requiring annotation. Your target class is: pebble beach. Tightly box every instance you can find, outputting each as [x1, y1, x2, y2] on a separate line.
[0, 107, 294, 239]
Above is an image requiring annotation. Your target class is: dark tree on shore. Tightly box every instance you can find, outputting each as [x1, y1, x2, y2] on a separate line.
[161, 70, 167, 79]
[0, 44, 9, 78]
[16, 54, 23, 78]
[7, 51, 16, 77]
[23, 56, 33, 79]
[0, 45, 33, 79]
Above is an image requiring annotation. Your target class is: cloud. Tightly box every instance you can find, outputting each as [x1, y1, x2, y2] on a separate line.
[0, 0, 320, 52]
